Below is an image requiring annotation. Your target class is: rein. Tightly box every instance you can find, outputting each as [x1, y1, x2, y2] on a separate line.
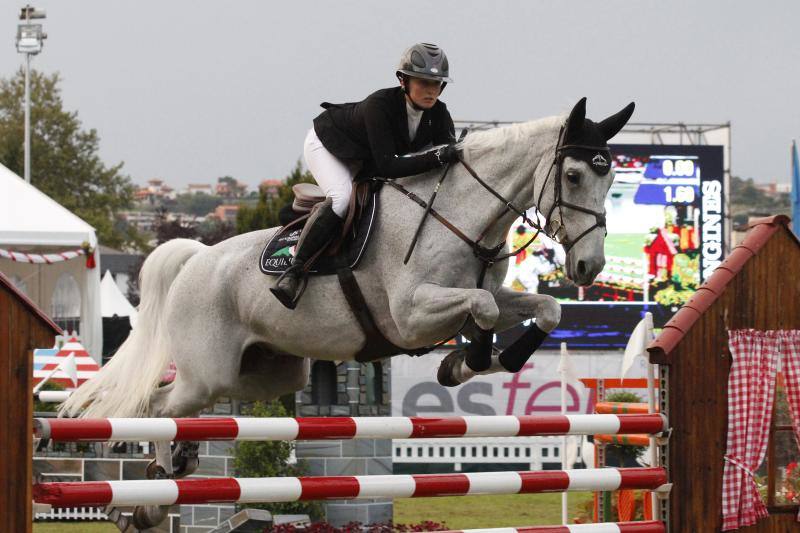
[384, 124, 609, 272]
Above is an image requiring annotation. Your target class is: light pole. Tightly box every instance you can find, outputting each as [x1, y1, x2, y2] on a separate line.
[15, 5, 46, 184]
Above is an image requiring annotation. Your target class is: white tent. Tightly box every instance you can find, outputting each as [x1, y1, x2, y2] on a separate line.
[101, 270, 137, 326]
[0, 163, 102, 361]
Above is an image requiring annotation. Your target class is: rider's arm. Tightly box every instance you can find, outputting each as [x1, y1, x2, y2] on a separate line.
[363, 101, 446, 178]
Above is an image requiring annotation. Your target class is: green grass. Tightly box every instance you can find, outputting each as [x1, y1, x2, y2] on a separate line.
[34, 522, 117, 532]
[605, 233, 647, 259]
[394, 492, 594, 529]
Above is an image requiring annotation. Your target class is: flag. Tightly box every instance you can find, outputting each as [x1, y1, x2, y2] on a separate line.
[60, 353, 78, 388]
[792, 140, 800, 237]
[557, 342, 582, 391]
[620, 312, 654, 377]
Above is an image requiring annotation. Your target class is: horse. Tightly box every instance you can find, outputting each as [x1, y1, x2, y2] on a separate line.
[62, 97, 633, 528]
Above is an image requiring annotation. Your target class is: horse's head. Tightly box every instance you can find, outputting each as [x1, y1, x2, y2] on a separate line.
[537, 98, 635, 286]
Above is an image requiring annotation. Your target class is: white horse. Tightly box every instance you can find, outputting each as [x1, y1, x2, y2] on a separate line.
[63, 97, 633, 528]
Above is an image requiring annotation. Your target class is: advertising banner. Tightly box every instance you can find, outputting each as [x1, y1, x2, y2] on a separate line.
[392, 350, 650, 417]
[497, 144, 726, 349]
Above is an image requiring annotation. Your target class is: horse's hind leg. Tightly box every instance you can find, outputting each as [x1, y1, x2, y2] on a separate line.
[130, 379, 213, 530]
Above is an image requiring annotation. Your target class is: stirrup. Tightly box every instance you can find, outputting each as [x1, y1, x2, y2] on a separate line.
[270, 265, 309, 310]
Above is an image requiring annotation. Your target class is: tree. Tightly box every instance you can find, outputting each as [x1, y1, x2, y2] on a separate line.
[0, 69, 137, 248]
[174, 192, 224, 217]
[232, 400, 322, 519]
[237, 160, 314, 234]
[730, 176, 790, 225]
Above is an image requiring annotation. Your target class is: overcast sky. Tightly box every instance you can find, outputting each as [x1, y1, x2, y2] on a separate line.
[1, 1, 797, 189]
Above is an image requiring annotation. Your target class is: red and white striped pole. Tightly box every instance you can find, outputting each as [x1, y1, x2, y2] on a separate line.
[442, 521, 665, 532]
[33, 467, 668, 508]
[34, 414, 668, 442]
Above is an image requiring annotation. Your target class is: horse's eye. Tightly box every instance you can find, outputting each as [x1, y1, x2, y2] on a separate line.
[566, 171, 580, 185]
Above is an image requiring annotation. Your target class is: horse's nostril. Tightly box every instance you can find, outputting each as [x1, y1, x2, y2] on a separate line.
[577, 260, 587, 277]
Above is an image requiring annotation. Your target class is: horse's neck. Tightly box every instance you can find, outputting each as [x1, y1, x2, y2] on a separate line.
[443, 119, 561, 246]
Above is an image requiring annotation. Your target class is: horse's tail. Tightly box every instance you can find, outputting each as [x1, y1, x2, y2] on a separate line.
[61, 239, 206, 419]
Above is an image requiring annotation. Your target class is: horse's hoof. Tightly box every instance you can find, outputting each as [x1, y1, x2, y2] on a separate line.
[132, 504, 167, 529]
[105, 506, 134, 532]
[145, 461, 168, 480]
[437, 348, 466, 387]
[172, 441, 200, 478]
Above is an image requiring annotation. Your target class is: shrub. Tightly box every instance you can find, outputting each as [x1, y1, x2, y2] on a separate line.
[232, 400, 323, 519]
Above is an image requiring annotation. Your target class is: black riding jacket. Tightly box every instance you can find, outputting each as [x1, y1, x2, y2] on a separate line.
[313, 87, 456, 180]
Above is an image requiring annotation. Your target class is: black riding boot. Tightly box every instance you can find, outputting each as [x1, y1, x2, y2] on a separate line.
[270, 200, 342, 309]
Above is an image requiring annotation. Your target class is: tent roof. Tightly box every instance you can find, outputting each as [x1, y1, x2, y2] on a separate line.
[0, 163, 97, 247]
[100, 270, 137, 318]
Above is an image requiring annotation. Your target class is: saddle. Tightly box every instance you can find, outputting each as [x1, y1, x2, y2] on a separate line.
[259, 181, 377, 276]
[260, 180, 411, 362]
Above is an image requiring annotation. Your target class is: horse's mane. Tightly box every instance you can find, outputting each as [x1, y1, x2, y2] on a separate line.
[462, 115, 563, 157]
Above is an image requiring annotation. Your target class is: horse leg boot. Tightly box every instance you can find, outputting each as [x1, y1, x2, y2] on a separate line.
[477, 287, 561, 376]
[497, 323, 549, 372]
[270, 198, 342, 309]
[437, 326, 497, 387]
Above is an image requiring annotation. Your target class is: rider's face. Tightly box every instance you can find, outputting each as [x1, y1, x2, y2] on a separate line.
[403, 77, 441, 109]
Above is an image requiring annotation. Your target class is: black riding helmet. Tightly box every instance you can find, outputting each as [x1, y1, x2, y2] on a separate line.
[396, 43, 452, 94]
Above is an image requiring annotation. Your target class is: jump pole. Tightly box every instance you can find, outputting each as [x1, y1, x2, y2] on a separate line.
[34, 414, 668, 442]
[442, 522, 666, 533]
[33, 467, 668, 508]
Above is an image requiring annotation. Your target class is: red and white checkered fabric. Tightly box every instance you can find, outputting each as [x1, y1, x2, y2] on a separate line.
[722, 330, 780, 530]
[777, 330, 800, 521]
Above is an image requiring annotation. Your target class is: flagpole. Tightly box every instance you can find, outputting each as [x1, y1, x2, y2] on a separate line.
[560, 342, 568, 524]
[32, 360, 63, 394]
[644, 312, 659, 520]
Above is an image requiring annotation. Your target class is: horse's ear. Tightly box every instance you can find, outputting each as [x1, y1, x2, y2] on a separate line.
[597, 102, 635, 141]
[564, 97, 587, 142]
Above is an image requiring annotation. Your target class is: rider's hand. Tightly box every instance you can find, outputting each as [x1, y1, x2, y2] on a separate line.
[435, 143, 461, 166]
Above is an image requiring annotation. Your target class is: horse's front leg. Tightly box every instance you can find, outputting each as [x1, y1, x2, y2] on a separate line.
[394, 282, 499, 383]
[439, 287, 561, 386]
[493, 286, 560, 370]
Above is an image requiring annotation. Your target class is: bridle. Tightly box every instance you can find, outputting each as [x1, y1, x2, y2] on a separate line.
[381, 122, 610, 277]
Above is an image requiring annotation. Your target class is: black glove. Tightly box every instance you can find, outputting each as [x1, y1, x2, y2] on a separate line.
[434, 143, 461, 166]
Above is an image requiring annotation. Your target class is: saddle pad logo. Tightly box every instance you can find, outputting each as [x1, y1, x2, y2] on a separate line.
[592, 153, 609, 167]
[270, 245, 295, 258]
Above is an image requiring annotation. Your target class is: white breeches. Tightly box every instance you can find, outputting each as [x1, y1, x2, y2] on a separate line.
[303, 128, 354, 218]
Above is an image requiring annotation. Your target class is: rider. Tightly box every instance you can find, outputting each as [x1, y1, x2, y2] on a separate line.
[271, 42, 461, 309]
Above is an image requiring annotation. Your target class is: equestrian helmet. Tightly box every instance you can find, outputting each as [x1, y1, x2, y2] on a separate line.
[396, 43, 452, 84]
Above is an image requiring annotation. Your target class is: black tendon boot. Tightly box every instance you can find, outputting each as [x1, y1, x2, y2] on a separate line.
[465, 327, 494, 372]
[497, 323, 549, 373]
[270, 199, 342, 309]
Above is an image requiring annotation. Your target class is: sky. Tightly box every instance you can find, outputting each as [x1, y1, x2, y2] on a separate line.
[0, 0, 797, 189]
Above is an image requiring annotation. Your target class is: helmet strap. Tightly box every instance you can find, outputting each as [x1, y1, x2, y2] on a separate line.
[399, 74, 426, 111]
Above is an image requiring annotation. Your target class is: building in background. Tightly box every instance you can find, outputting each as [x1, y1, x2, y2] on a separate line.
[259, 179, 283, 199]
